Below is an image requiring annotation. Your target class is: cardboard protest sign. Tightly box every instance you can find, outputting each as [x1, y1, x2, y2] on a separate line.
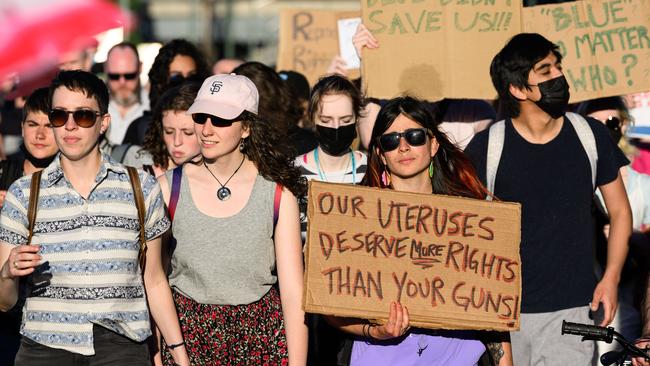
[361, 0, 521, 101]
[523, 0, 650, 103]
[303, 181, 522, 331]
[277, 9, 360, 86]
[362, 0, 650, 103]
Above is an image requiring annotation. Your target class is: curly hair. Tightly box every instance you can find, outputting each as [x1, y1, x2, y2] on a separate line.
[232, 62, 303, 133]
[362, 96, 491, 200]
[239, 111, 306, 197]
[141, 81, 201, 170]
[148, 39, 209, 109]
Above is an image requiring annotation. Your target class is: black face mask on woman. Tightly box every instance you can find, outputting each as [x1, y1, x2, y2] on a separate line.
[316, 124, 357, 156]
[530, 75, 570, 119]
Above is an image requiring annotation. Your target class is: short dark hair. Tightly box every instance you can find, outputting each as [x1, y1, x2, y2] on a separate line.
[308, 74, 365, 125]
[49, 70, 109, 114]
[490, 33, 562, 118]
[22, 87, 50, 122]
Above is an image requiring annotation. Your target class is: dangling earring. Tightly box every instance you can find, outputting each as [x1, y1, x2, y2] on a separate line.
[239, 139, 245, 152]
[381, 169, 391, 187]
[428, 160, 434, 178]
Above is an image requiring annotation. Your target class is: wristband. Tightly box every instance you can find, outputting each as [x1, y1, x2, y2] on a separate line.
[166, 341, 185, 350]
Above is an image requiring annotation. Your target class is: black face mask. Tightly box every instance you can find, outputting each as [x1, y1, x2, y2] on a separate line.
[531, 75, 570, 119]
[316, 124, 357, 156]
[20, 143, 56, 168]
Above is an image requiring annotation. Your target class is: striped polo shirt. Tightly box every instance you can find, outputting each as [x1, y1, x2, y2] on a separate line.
[0, 153, 170, 356]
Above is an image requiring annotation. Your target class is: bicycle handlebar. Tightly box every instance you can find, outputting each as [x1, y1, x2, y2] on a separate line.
[562, 320, 650, 365]
[561, 321, 614, 343]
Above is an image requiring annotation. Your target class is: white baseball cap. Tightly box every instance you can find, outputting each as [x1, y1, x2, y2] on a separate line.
[187, 74, 259, 119]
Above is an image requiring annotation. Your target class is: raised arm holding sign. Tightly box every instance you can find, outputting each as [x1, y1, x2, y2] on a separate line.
[304, 97, 516, 365]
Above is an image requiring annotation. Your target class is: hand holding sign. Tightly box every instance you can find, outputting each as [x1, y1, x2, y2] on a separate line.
[353, 23, 379, 59]
[369, 302, 411, 340]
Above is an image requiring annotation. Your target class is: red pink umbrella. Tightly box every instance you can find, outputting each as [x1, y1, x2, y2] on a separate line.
[0, 0, 130, 82]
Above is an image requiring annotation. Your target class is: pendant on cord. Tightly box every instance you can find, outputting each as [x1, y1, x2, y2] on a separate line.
[204, 155, 245, 202]
[216, 186, 232, 201]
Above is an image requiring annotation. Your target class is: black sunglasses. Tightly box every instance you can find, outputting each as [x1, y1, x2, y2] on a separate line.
[192, 113, 234, 127]
[378, 128, 429, 152]
[48, 109, 101, 128]
[107, 72, 138, 81]
[605, 116, 621, 131]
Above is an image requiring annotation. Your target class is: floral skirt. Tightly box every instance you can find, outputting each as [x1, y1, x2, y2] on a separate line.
[162, 287, 288, 366]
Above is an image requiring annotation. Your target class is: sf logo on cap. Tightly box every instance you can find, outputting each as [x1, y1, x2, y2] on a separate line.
[210, 81, 223, 94]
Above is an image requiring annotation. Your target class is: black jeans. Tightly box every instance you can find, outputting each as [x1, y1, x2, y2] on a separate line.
[14, 325, 150, 366]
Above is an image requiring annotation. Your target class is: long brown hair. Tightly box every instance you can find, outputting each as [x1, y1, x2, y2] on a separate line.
[362, 96, 491, 199]
[239, 111, 307, 197]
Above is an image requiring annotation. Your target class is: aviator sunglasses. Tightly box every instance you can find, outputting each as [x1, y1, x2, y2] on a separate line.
[48, 109, 102, 128]
[107, 72, 138, 81]
[378, 128, 430, 152]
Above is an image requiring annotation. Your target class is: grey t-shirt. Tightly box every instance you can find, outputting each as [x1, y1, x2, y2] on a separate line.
[166, 170, 277, 305]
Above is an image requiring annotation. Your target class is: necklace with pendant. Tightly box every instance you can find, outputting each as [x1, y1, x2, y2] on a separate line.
[204, 156, 246, 201]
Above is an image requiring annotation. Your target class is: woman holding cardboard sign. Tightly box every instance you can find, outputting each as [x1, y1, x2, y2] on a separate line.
[327, 96, 513, 365]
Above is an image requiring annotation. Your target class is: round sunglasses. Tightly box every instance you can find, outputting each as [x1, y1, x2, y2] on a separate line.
[378, 128, 429, 152]
[48, 109, 102, 128]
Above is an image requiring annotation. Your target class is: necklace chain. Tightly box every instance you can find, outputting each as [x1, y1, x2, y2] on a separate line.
[314, 148, 355, 183]
[204, 156, 245, 191]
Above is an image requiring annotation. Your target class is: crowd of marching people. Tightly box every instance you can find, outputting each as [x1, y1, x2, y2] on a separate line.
[0, 18, 649, 366]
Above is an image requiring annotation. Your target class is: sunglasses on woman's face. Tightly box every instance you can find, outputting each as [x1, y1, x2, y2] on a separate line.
[48, 108, 102, 128]
[191, 113, 234, 127]
[378, 128, 429, 152]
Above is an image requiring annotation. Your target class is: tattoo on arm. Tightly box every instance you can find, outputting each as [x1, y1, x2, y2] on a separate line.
[487, 342, 504, 365]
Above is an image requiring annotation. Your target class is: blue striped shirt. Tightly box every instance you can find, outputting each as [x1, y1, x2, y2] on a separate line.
[0, 154, 170, 355]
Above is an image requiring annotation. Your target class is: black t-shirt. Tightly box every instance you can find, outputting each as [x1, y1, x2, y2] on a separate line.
[464, 116, 628, 313]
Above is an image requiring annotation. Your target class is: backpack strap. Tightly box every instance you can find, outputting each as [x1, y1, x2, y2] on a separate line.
[27, 170, 42, 245]
[566, 112, 598, 190]
[111, 143, 133, 164]
[486, 120, 506, 201]
[126, 167, 147, 272]
[273, 184, 283, 230]
[168, 166, 183, 222]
